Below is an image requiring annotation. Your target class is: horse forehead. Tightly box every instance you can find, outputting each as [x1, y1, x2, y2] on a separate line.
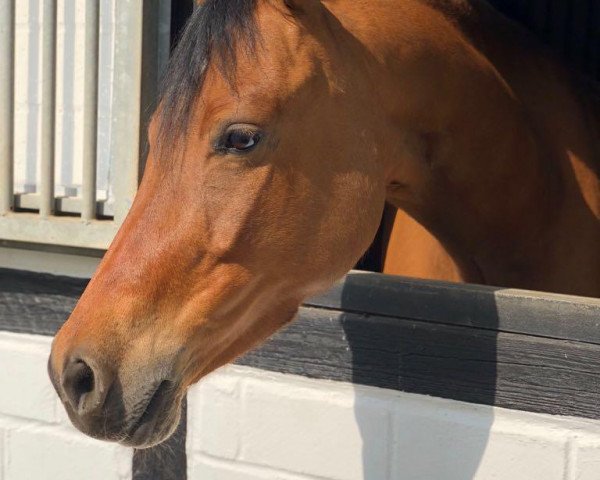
[255, 0, 319, 64]
[202, 2, 324, 104]
[199, 55, 319, 121]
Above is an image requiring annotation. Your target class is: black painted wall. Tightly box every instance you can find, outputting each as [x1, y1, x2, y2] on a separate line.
[488, 0, 599, 81]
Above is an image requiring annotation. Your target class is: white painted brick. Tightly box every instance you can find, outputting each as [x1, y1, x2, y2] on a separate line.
[5, 425, 131, 480]
[55, 395, 76, 427]
[188, 369, 242, 460]
[0, 425, 4, 480]
[474, 430, 566, 480]
[0, 333, 57, 423]
[186, 367, 600, 480]
[189, 454, 318, 480]
[573, 438, 600, 480]
[392, 405, 567, 480]
[238, 375, 391, 480]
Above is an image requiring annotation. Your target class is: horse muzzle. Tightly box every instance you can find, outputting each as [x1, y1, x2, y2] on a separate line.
[47, 348, 183, 448]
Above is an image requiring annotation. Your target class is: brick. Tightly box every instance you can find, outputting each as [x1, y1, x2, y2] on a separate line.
[189, 454, 317, 480]
[238, 375, 391, 480]
[188, 369, 242, 460]
[55, 396, 75, 427]
[0, 425, 4, 480]
[474, 430, 566, 480]
[5, 426, 131, 480]
[573, 438, 600, 480]
[391, 402, 567, 480]
[0, 333, 57, 423]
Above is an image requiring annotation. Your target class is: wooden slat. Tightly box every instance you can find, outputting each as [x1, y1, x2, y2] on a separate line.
[0, 268, 85, 335]
[239, 306, 600, 420]
[307, 272, 600, 346]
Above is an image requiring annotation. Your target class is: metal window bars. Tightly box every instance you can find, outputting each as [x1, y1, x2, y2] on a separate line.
[0, 0, 169, 250]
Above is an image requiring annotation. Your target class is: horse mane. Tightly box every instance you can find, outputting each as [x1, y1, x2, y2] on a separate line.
[156, 0, 259, 150]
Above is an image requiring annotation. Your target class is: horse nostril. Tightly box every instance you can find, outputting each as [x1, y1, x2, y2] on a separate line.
[61, 358, 97, 414]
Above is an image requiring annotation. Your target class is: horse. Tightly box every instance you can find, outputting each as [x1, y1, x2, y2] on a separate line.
[48, 0, 600, 448]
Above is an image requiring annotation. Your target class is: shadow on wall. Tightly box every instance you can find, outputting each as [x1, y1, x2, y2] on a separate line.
[340, 279, 499, 480]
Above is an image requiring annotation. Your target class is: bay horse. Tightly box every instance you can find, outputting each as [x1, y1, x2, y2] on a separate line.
[49, 0, 599, 448]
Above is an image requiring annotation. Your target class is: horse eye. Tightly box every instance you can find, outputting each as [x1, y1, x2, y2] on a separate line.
[221, 126, 261, 153]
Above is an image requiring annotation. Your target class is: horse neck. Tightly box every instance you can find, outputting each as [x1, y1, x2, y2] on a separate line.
[421, 0, 600, 215]
[335, 0, 600, 294]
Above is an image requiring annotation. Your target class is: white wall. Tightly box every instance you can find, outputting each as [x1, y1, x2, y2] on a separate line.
[2, 331, 600, 480]
[0, 332, 131, 480]
[188, 366, 600, 480]
[0, 246, 101, 278]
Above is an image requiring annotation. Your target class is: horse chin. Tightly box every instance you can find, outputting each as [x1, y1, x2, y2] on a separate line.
[120, 394, 183, 449]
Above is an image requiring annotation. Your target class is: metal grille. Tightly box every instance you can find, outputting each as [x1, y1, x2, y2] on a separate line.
[1, 1, 596, 250]
[0, 0, 170, 250]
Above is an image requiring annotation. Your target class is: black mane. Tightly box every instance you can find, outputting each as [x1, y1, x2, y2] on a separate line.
[157, 0, 259, 147]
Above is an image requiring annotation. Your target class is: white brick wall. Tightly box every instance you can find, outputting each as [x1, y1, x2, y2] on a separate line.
[188, 366, 600, 480]
[0, 332, 131, 480]
[574, 438, 600, 480]
[3, 331, 600, 480]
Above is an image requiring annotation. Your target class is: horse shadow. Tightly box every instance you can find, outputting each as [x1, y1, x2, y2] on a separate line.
[340, 275, 498, 480]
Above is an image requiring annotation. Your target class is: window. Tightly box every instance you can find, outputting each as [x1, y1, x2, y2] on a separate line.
[0, 0, 170, 250]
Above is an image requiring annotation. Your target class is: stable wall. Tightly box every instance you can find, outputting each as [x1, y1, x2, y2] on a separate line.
[0, 332, 131, 480]
[2, 331, 600, 480]
[188, 365, 600, 480]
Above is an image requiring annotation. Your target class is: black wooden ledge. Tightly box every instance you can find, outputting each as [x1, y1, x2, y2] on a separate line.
[1, 268, 600, 479]
[241, 272, 600, 419]
[2, 267, 600, 418]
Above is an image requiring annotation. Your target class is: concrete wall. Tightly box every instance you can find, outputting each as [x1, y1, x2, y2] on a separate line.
[3, 330, 600, 480]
